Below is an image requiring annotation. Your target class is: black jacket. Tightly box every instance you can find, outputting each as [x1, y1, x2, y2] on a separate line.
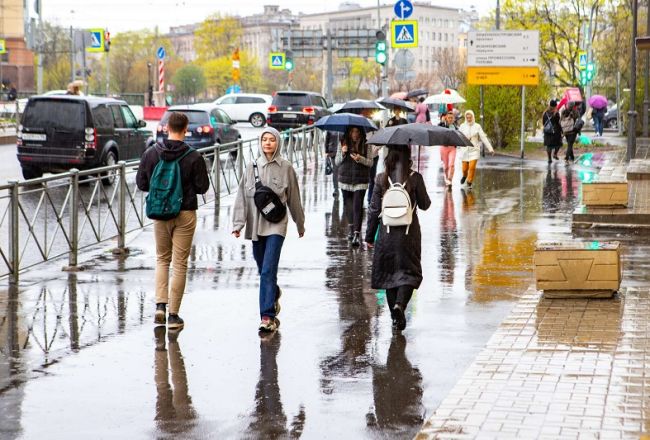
[325, 131, 340, 157]
[543, 110, 563, 147]
[136, 139, 210, 211]
[365, 170, 431, 289]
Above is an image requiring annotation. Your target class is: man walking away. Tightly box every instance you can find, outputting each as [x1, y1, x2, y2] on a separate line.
[136, 112, 210, 330]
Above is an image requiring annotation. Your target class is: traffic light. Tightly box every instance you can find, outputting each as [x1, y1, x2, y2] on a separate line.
[104, 30, 110, 52]
[586, 62, 595, 82]
[285, 50, 294, 71]
[375, 30, 387, 65]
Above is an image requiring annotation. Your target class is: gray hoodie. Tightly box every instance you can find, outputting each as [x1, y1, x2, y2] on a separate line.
[232, 127, 305, 240]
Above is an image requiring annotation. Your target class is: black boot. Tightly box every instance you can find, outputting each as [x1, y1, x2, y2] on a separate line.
[347, 225, 354, 241]
[352, 232, 361, 247]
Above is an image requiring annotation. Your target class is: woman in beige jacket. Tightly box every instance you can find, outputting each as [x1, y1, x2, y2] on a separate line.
[232, 127, 305, 333]
[458, 110, 494, 190]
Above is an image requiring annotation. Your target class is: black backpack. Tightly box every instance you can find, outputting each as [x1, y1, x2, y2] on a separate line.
[543, 113, 555, 135]
[252, 162, 287, 223]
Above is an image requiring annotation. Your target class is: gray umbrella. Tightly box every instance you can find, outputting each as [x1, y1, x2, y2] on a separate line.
[377, 97, 415, 112]
[366, 123, 473, 147]
[335, 99, 385, 114]
[406, 88, 428, 99]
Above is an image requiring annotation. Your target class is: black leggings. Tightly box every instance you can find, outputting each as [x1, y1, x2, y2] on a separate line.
[565, 135, 576, 161]
[386, 285, 414, 311]
[342, 189, 366, 233]
[546, 145, 560, 161]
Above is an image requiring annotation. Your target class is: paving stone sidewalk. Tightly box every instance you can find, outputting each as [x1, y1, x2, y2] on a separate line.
[416, 287, 650, 439]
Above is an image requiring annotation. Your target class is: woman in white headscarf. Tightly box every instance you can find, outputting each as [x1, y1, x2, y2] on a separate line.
[458, 110, 494, 189]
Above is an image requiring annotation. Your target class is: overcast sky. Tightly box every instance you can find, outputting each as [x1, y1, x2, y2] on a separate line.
[38, 0, 493, 33]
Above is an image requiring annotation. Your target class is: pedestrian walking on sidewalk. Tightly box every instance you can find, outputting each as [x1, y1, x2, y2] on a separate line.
[560, 102, 581, 163]
[543, 99, 562, 164]
[232, 127, 305, 334]
[336, 126, 373, 247]
[365, 145, 431, 331]
[414, 97, 429, 124]
[325, 130, 341, 199]
[136, 112, 210, 330]
[592, 106, 606, 137]
[458, 110, 494, 190]
[439, 109, 458, 187]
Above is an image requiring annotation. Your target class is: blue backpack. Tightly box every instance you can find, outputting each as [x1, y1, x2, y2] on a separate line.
[145, 148, 192, 220]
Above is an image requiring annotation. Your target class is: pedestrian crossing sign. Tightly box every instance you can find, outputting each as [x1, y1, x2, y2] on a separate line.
[269, 52, 286, 70]
[578, 51, 587, 71]
[86, 28, 105, 53]
[0, 39, 5, 54]
[391, 20, 418, 48]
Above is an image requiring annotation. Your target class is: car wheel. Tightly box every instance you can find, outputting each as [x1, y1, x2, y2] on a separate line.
[606, 118, 617, 129]
[101, 150, 117, 186]
[21, 166, 43, 180]
[249, 112, 266, 128]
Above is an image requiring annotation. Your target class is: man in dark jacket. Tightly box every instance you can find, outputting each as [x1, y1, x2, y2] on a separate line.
[136, 112, 209, 330]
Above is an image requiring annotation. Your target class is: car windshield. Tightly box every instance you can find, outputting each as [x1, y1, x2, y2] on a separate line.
[22, 100, 85, 131]
[161, 110, 210, 125]
[273, 94, 310, 107]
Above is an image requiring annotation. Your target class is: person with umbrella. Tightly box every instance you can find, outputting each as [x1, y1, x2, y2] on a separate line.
[365, 144, 431, 331]
[438, 108, 459, 187]
[336, 125, 374, 246]
[588, 95, 608, 137]
[458, 110, 494, 190]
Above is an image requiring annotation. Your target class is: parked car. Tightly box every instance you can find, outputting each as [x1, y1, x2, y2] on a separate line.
[157, 104, 240, 149]
[212, 93, 272, 127]
[267, 91, 331, 130]
[604, 105, 618, 129]
[17, 95, 153, 182]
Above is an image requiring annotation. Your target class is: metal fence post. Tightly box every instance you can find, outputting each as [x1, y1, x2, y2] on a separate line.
[214, 145, 221, 208]
[287, 130, 294, 163]
[14, 101, 20, 130]
[313, 128, 320, 166]
[8, 180, 19, 284]
[67, 169, 80, 269]
[237, 140, 243, 179]
[113, 161, 128, 255]
[302, 129, 308, 169]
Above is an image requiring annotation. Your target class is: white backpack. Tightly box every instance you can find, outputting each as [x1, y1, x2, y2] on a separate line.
[381, 174, 414, 234]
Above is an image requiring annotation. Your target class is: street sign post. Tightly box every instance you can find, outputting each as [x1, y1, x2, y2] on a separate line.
[393, 0, 413, 19]
[86, 29, 105, 53]
[391, 20, 418, 48]
[269, 52, 286, 70]
[393, 49, 415, 70]
[578, 51, 587, 70]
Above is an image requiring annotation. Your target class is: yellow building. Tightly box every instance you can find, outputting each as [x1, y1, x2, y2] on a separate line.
[0, 0, 35, 93]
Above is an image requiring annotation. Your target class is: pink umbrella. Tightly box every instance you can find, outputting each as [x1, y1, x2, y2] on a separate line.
[588, 94, 608, 109]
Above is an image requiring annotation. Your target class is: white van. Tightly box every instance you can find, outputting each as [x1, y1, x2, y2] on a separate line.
[212, 93, 272, 127]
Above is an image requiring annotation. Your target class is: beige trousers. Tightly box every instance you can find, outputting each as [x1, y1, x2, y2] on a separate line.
[154, 210, 197, 314]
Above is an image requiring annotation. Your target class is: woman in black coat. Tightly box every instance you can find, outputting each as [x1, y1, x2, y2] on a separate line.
[543, 99, 563, 164]
[365, 145, 431, 331]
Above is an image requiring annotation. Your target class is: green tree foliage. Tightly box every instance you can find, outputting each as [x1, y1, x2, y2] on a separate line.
[500, 0, 606, 86]
[39, 22, 73, 90]
[462, 77, 552, 148]
[172, 64, 207, 103]
[334, 58, 380, 100]
[109, 29, 175, 94]
[194, 15, 243, 62]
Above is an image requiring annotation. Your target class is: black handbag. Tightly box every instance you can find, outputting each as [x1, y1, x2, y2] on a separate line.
[252, 162, 287, 223]
[325, 157, 333, 175]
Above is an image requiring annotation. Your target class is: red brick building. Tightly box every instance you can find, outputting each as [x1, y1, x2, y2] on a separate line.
[1, 0, 35, 93]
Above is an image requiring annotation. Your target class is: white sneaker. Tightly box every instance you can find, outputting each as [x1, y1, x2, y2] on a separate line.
[444, 178, 451, 186]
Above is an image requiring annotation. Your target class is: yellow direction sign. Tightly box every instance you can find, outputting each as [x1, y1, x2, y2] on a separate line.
[467, 66, 540, 86]
[269, 52, 285, 70]
[0, 39, 6, 54]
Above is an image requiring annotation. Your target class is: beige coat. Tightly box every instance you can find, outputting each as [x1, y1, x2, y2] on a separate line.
[458, 121, 494, 162]
[232, 150, 305, 241]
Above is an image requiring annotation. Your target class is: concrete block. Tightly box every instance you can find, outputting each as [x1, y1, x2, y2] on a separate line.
[582, 181, 628, 207]
[534, 241, 621, 297]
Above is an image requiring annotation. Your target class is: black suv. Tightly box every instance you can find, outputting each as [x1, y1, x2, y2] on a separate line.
[267, 91, 331, 130]
[17, 95, 154, 181]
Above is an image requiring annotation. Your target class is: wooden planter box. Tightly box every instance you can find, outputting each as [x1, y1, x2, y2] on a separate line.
[534, 241, 621, 298]
[582, 180, 628, 207]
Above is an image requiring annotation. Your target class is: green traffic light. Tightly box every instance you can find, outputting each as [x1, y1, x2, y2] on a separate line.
[285, 60, 294, 71]
[375, 39, 387, 65]
[375, 52, 387, 64]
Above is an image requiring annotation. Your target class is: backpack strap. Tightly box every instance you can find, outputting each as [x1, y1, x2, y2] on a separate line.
[252, 161, 261, 183]
[175, 149, 193, 162]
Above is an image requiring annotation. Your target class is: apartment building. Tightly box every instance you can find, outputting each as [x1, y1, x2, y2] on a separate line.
[0, 0, 34, 91]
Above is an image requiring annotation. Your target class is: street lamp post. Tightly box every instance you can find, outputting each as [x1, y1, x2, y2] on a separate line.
[147, 62, 153, 106]
[628, 0, 638, 161]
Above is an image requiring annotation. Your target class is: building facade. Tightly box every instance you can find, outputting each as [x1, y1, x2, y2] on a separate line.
[168, 24, 199, 63]
[0, 0, 35, 92]
[240, 5, 299, 69]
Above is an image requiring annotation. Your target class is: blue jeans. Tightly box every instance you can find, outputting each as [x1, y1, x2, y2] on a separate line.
[252, 235, 285, 319]
[593, 114, 603, 136]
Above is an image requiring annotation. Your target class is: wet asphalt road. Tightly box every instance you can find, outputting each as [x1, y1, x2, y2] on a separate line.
[1, 149, 648, 439]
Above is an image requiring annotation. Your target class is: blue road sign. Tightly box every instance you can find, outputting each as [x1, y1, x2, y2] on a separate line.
[393, 0, 413, 19]
[157, 46, 166, 60]
[226, 85, 242, 94]
[391, 20, 418, 48]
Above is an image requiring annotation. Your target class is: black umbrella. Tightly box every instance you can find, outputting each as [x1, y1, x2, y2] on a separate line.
[366, 123, 473, 147]
[335, 99, 385, 114]
[377, 97, 415, 112]
[406, 88, 428, 99]
[314, 113, 378, 133]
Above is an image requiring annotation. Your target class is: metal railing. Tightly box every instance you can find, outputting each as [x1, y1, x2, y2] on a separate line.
[0, 126, 323, 284]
